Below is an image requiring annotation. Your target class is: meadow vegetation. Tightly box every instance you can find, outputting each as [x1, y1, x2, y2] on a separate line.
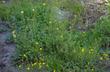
[0, 0, 110, 72]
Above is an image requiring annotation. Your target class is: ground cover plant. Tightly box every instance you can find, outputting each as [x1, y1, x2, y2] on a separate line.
[0, 0, 110, 72]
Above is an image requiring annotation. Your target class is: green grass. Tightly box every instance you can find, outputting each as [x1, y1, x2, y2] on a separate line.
[0, 0, 110, 72]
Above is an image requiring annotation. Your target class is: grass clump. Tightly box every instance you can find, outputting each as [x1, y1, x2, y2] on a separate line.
[0, 3, 10, 21]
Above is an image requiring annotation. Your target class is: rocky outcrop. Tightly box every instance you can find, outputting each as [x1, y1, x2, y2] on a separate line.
[55, 0, 109, 31]
[0, 22, 17, 72]
[77, 0, 108, 31]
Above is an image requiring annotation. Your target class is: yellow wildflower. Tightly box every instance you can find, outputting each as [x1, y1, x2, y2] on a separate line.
[60, 35, 63, 38]
[103, 53, 108, 57]
[34, 62, 37, 65]
[42, 62, 45, 65]
[100, 57, 103, 60]
[21, 11, 24, 14]
[43, 3, 46, 6]
[40, 48, 43, 51]
[49, 21, 52, 24]
[89, 48, 94, 54]
[90, 48, 94, 52]
[35, 42, 39, 45]
[32, 9, 35, 11]
[23, 54, 27, 58]
[32, 62, 37, 66]
[91, 68, 94, 71]
[53, 69, 56, 72]
[27, 67, 30, 70]
[18, 65, 21, 68]
[81, 48, 85, 52]
[38, 62, 42, 69]
[56, 28, 59, 30]
[12, 30, 16, 38]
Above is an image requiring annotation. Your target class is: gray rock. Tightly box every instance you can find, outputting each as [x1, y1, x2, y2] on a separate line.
[0, 22, 17, 72]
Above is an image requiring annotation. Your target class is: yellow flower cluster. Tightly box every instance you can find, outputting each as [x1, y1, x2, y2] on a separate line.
[20, 2, 46, 15]
[99, 53, 109, 60]
[38, 62, 46, 69]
